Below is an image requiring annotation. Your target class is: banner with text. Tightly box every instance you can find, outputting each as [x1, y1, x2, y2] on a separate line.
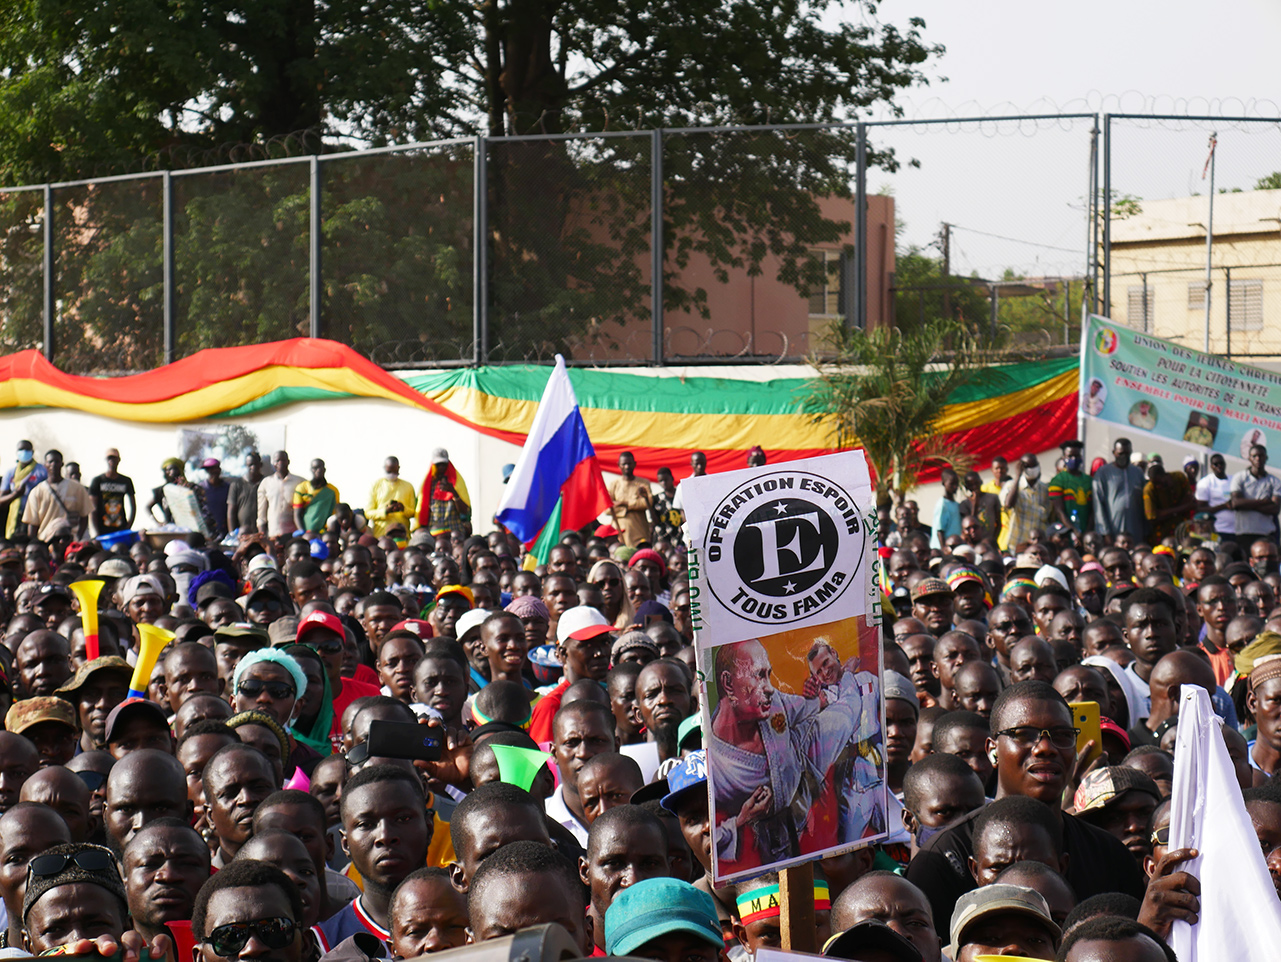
[682, 451, 885, 882]
[1081, 314, 1281, 458]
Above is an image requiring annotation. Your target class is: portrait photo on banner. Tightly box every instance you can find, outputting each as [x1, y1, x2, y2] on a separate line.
[702, 615, 885, 883]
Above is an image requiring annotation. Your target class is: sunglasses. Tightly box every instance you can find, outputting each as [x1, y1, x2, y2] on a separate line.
[345, 743, 371, 768]
[28, 848, 115, 880]
[304, 639, 344, 656]
[238, 679, 295, 700]
[204, 918, 298, 957]
[1150, 827, 1170, 846]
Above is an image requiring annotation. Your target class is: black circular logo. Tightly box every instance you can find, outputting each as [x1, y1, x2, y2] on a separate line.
[732, 498, 839, 596]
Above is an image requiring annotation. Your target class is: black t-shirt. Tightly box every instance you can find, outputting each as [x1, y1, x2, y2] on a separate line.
[905, 803, 1148, 931]
[89, 473, 135, 530]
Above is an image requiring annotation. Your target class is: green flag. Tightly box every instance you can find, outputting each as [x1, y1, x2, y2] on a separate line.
[522, 497, 564, 570]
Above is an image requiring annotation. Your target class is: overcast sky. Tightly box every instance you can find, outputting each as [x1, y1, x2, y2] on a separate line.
[866, 0, 1281, 280]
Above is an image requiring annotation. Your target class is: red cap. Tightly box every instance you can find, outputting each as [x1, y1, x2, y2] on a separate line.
[297, 610, 344, 642]
[391, 619, 434, 638]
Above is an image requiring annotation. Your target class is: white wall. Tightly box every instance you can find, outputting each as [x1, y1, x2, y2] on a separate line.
[0, 399, 527, 531]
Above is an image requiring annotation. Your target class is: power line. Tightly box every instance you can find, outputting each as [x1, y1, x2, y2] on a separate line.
[947, 223, 1084, 254]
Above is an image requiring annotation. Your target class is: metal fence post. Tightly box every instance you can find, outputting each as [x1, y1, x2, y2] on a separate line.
[853, 123, 868, 331]
[1102, 115, 1112, 318]
[474, 135, 487, 366]
[651, 128, 664, 365]
[42, 185, 54, 361]
[309, 156, 322, 339]
[163, 171, 176, 364]
[1225, 265, 1232, 358]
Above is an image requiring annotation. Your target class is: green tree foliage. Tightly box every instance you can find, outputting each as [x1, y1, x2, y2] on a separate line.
[807, 321, 1005, 504]
[1256, 172, 1281, 191]
[0, 0, 940, 369]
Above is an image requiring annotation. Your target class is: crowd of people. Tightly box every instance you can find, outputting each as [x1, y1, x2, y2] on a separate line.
[0, 431, 1261, 962]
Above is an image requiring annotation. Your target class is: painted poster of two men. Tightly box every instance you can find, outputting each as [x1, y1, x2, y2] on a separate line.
[703, 615, 885, 882]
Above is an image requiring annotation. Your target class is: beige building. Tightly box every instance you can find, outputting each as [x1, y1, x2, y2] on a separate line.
[1108, 189, 1281, 357]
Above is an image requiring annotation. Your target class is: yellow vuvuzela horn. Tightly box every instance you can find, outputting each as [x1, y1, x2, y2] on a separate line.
[128, 623, 174, 699]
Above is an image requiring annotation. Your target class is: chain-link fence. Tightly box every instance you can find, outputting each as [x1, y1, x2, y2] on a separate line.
[2, 112, 1278, 372]
[1105, 115, 1281, 358]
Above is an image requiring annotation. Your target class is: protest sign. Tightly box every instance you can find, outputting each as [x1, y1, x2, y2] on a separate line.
[681, 451, 885, 883]
[1081, 313, 1281, 458]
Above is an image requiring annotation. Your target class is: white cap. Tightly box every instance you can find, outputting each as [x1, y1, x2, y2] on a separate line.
[556, 605, 614, 644]
[454, 608, 489, 641]
[1033, 563, 1069, 591]
[431, 447, 450, 464]
[1183, 454, 1198, 467]
[247, 554, 278, 573]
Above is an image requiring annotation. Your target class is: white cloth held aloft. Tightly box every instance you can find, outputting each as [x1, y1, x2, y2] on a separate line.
[1168, 684, 1281, 961]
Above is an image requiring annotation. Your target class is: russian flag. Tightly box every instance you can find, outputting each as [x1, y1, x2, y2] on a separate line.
[495, 355, 612, 549]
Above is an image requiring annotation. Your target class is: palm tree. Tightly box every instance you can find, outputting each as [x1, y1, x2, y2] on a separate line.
[807, 320, 1007, 507]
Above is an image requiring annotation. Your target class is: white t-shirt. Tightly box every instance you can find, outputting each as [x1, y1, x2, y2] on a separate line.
[1196, 473, 1236, 534]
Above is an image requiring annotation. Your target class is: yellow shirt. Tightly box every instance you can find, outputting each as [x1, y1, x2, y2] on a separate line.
[366, 477, 418, 537]
[981, 478, 1011, 547]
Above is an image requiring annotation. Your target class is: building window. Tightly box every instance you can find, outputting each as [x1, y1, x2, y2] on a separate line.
[1188, 281, 1206, 311]
[1229, 279, 1263, 332]
[1127, 285, 1154, 332]
[807, 250, 843, 317]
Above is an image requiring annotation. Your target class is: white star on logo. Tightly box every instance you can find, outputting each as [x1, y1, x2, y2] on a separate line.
[782, 581, 798, 593]
[773, 502, 789, 515]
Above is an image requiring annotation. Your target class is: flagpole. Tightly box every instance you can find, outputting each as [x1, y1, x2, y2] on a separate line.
[1204, 132, 1217, 353]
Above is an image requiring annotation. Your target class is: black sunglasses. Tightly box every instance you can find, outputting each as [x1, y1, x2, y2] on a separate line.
[304, 639, 343, 656]
[238, 679, 295, 700]
[28, 848, 115, 880]
[345, 742, 371, 768]
[204, 918, 298, 957]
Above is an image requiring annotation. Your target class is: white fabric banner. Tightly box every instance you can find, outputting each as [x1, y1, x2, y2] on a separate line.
[1169, 684, 1281, 961]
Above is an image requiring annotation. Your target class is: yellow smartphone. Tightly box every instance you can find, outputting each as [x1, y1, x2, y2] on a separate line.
[1070, 700, 1103, 766]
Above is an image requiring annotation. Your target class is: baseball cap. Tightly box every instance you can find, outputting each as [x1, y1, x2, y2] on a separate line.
[246, 553, 278, 574]
[948, 884, 1060, 958]
[5, 696, 77, 735]
[1183, 454, 1198, 467]
[195, 581, 235, 607]
[453, 608, 490, 643]
[33, 584, 71, 605]
[556, 605, 613, 644]
[824, 921, 922, 961]
[267, 616, 301, 647]
[296, 611, 344, 643]
[105, 448, 121, 459]
[1073, 766, 1161, 815]
[201, 457, 220, 469]
[104, 698, 170, 744]
[431, 448, 450, 464]
[56, 656, 132, 696]
[1011, 552, 1043, 575]
[0, 548, 21, 568]
[630, 777, 669, 806]
[660, 749, 708, 814]
[96, 558, 135, 579]
[605, 877, 722, 957]
[391, 619, 434, 638]
[910, 578, 951, 602]
[884, 670, 920, 713]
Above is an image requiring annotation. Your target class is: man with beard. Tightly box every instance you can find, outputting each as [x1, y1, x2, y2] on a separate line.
[709, 638, 866, 873]
[635, 659, 693, 764]
[912, 580, 955, 638]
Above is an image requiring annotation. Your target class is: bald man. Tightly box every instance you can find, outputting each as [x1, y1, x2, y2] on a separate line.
[19, 765, 93, 842]
[103, 749, 192, 855]
[1130, 650, 1216, 749]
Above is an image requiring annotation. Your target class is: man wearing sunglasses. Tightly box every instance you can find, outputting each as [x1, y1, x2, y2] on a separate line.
[22, 841, 169, 960]
[193, 859, 303, 962]
[906, 680, 1147, 932]
[296, 610, 380, 753]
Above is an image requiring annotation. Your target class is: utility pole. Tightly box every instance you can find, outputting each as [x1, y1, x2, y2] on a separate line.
[1203, 132, 1217, 353]
[940, 222, 951, 278]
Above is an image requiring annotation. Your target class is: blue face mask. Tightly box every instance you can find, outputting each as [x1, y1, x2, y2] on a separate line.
[15, 450, 32, 464]
[1065, 456, 1083, 472]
